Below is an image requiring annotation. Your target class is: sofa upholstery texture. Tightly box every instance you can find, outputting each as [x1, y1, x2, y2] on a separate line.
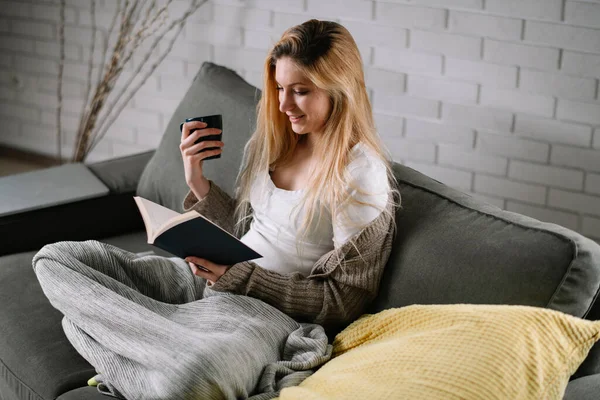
[0, 62, 599, 400]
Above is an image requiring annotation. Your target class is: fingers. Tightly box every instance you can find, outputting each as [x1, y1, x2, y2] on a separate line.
[180, 120, 207, 142]
[181, 127, 222, 148]
[186, 257, 228, 283]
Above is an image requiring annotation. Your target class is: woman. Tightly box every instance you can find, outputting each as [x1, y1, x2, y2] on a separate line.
[180, 19, 401, 330]
[33, 19, 401, 399]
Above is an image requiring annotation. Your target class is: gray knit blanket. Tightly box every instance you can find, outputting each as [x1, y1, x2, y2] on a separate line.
[32, 240, 332, 400]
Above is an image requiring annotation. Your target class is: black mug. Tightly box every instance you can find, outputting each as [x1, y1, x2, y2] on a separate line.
[180, 114, 223, 160]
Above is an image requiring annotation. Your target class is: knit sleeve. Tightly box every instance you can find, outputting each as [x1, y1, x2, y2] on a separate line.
[210, 195, 397, 334]
[182, 181, 237, 235]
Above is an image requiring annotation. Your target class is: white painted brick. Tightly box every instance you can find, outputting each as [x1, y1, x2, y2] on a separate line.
[38, 77, 84, 97]
[214, 46, 268, 73]
[11, 20, 55, 39]
[169, 40, 211, 62]
[438, 144, 508, 175]
[115, 107, 162, 132]
[505, 201, 579, 231]
[32, 4, 79, 24]
[519, 69, 596, 101]
[405, 119, 475, 146]
[485, 0, 562, 21]
[18, 90, 57, 111]
[480, 87, 555, 117]
[101, 126, 137, 144]
[449, 11, 522, 40]
[594, 128, 600, 149]
[381, 0, 483, 9]
[562, 51, 600, 78]
[342, 20, 408, 49]
[41, 110, 81, 131]
[273, 13, 321, 35]
[408, 75, 478, 104]
[373, 113, 403, 139]
[524, 21, 600, 53]
[134, 131, 163, 149]
[474, 175, 547, 204]
[186, 23, 242, 46]
[373, 48, 443, 75]
[112, 140, 157, 158]
[365, 68, 406, 94]
[214, 5, 271, 29]
[549, 188, 600, 215]
[442, 103, 513, 131]
[508, 160, 584, 190]
[136, 57, 185, 77]
[551, 144, 600, 172]
[556, 99, 600, 125]
[63, 26, 98, 45]
[244, 29, 276, 50]
[0, 101, 40, 120]
[565, 1, 600, 28]
[477, 131, 550, 162]
[61, 61, 103, 83]
[467, 192, 505, 208]
[307, 0, 372, 20]
[372, 93, 439, 119]
[376, 3, 446, 29]
[14, 55, 59, 76]
[583, 216, 600, 239]
[246, 0, 304, 12]
[586, 172, 600, 195]
[445, 58, 517, 88]
[0, 1, 31, 17]
[514, 114, 593, 147]
[405, 161, 473, 190]
[76, 10, 118, 28]
[484, 39, 559, 70]
[384, 137, 437, 162]
[0, 36, 34, 53]
[243, 70, 263, 90]
[132, 94, 180, 115]
[411, 30, 481, 60]
[35, 40, 81, 62]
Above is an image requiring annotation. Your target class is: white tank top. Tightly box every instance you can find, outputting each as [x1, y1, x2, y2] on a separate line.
[240, 143, 389, 276]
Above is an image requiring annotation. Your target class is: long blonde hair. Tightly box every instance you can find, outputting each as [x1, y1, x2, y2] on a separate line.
[233, 19, 401, 248]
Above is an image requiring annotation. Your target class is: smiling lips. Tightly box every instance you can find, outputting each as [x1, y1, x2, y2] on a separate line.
[288, 115, 304, 122]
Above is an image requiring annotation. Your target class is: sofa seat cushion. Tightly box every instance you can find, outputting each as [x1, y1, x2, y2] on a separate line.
[278, 304, 600, 400]
[0, 232, 157, 400]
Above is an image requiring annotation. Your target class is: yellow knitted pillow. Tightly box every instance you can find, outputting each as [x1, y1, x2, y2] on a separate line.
[278, 304, 600, 400]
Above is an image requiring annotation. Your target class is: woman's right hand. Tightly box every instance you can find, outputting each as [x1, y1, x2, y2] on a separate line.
[179, 121, 224, 199]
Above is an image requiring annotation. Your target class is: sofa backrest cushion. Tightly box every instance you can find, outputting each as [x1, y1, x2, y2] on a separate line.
[136, 62, 261, 211]
[371, 163, 600, 320]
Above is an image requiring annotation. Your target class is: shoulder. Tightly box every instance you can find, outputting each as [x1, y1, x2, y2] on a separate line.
[346, 143, 389, 192]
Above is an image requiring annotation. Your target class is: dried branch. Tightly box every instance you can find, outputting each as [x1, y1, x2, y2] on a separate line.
[62, 0, 205, 162]
[56, 0, 65, 164]
[89, 0, 207, 153]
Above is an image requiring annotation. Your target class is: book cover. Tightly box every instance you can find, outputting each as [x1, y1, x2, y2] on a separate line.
[134, 196, 261, 265]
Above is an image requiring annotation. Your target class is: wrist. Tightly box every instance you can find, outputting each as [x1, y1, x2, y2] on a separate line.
[189, 177, 210, 200]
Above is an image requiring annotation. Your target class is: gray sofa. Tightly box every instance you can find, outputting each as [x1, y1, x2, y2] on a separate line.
[1, 62, 599, 400]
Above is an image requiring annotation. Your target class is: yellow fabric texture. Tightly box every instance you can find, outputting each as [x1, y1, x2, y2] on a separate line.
[278, 304, 600, 400]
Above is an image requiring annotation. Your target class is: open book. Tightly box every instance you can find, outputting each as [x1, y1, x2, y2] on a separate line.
[134, 196, 261, 265]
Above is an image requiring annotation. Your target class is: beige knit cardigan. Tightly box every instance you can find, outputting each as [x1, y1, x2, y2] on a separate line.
[183, 180, 397, 334]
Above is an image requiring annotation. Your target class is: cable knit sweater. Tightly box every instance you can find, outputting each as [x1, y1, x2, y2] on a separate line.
[183, 181, 397, 334]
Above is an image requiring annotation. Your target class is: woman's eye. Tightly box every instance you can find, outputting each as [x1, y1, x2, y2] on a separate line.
[276, 86, 283, 91]
[294, 91, 308, 96]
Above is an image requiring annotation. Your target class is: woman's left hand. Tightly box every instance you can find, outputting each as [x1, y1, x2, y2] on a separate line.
[185, 257, 229, 284]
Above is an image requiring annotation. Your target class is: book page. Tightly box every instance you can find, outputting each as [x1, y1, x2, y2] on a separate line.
[134, 197, 182, 240]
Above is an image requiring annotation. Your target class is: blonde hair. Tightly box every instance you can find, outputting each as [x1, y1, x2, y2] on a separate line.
[233, 19, 401, 250]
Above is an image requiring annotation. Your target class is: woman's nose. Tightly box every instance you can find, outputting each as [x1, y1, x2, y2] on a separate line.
[279, 91, 294, 113]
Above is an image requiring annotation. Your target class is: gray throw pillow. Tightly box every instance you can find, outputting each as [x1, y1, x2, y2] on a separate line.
[136, 62, 261, 211]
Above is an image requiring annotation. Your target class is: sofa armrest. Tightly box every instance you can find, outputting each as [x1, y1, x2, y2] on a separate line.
[87, 150, 154, 194]
[0, 191, 145, 256]
[564, 373, 600, 400]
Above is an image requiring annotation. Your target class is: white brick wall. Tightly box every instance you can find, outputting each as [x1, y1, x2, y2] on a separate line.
[0, 0, 599, 242]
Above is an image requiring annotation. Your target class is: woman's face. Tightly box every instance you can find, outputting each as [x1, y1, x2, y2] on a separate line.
[275, 57, 332, 136]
